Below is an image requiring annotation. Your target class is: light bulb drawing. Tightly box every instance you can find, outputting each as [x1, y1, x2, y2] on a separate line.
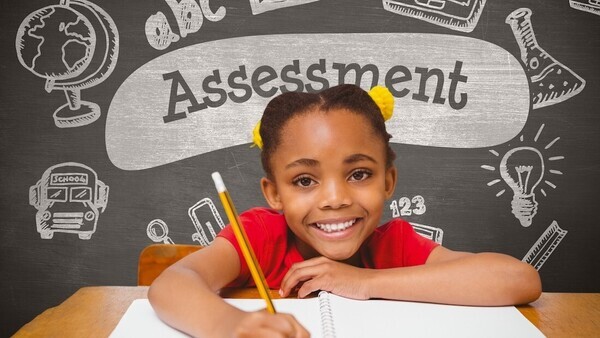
[481, 124, 564, 227]
[499, 147, 544, 227]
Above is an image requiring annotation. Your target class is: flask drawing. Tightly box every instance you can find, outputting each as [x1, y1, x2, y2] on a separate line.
[506, 8, 585, 109]
[500, 147, 544, 227]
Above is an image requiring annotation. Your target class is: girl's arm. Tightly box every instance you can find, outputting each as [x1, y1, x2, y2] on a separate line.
[280, 247, 541, 306]
[368, 246, 542, 306]
[148, 238, 308, 337]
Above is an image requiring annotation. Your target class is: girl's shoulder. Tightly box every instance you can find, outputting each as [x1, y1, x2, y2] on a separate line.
[239, 207, 284, 222]
[238, 207, 287, 235]
[366, 218, 439, 267]
[368, 217, 432, 245]
[373, 217, 413, 235]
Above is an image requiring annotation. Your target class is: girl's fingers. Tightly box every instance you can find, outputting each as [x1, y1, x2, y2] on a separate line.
[280, 257, 336, 296]
[279, 313, 310, 338]
[289, 316, 311, 338]
[280, 264, 323, 296]
[243, 328, 288, 338]
[296, 279, 323, 299]
[267, 313, 310, 338]
[237, 312, 309, 338]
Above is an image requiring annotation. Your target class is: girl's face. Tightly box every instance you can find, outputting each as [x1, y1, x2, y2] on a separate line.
[261, 108, 397, 263]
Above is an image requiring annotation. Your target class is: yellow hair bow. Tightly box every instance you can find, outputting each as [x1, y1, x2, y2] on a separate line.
[252, 120, 263, 149]
[368, 85, 394, 121]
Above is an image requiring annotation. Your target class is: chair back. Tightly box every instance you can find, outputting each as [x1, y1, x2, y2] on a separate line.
[138, 244, 202, 286]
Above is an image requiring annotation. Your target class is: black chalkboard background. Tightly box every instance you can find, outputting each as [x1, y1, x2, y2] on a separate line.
[1, 0, 599, 335]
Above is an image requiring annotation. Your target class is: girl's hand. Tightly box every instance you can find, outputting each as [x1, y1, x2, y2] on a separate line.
[279, 256, 373, 299]
[229, 310, 310, 338]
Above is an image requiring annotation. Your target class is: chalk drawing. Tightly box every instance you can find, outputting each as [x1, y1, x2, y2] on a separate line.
[482, 124, 564, 227]
[410, 222, 444, 244]
[188, 198, 225, 246]
[506, 8, 585, 109]
[145, 0, 225, 50]
[569, 0, 600, 16]
[249, 0, 319, 15]
[382, 0, 487, 33]
[145, 11, 180, 50]
[147, 219, 175, 244]
[390, 195, 426, 217]
[523, 221, 568, 270]
[500, 146, 544, 227]
[29, 162, 109, 240]
[107, 33, 529, 170]
[15, 0, 119, 128]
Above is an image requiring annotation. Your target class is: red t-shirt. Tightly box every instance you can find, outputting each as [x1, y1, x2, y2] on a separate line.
[217, 207, 439, 288]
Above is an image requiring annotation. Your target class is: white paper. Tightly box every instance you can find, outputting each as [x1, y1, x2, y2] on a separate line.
[111, 296, 545, 338]
[110, 299, 189, 338]
[326, 293, 545, 338]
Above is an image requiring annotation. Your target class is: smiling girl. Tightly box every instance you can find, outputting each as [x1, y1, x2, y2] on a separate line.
[148, 84, 541, 338]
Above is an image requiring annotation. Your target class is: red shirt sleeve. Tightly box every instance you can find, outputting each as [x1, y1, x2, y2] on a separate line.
[217, 208, 264, 287]
[363, 218, 439, 268]
[399, 220, 440, 266]
[216, 207, 286, 287]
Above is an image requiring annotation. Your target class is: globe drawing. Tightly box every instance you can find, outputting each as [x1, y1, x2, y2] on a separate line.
[15, 0, 119, 128]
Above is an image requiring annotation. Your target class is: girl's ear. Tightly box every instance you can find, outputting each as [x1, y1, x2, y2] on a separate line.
[261, 177, 283, 210]
[384, 166, 397, 199]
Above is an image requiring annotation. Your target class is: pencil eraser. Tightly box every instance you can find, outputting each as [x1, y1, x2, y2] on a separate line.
[212, 172, 226, 193]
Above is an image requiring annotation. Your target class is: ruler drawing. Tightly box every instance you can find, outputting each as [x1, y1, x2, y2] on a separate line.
[522, 221, 568, 270]
[410, 222, 444, 244]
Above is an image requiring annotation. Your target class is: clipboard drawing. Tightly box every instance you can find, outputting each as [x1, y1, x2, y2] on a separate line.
[188, 197, 225, 246]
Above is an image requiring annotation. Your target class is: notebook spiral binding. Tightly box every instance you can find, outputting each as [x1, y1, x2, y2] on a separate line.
[318, 291, 336, 338]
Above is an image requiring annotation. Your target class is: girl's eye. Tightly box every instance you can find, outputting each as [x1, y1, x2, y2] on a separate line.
[349, 170, 371, 182]
[293, 176, 316, 187]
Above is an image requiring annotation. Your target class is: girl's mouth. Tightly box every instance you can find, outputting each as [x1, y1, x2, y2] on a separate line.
[313, 218, 358, 233]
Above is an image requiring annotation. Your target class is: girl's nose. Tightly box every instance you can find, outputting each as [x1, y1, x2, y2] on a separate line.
[318, 179, 352, 209]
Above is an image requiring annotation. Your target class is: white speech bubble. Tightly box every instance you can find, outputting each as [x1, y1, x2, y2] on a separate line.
[106, 33, 529, 170]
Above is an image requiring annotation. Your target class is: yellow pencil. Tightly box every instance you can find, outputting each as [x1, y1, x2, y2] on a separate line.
[212, 172, 277, 314]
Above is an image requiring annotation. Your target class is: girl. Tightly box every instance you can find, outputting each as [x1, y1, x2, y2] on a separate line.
[149, 84, 541, 338]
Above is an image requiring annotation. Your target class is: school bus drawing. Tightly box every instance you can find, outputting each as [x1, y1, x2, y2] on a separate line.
[29, 162, 109, 240]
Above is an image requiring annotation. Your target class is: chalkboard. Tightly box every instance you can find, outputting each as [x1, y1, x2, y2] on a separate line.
[1, 0, 599, 335]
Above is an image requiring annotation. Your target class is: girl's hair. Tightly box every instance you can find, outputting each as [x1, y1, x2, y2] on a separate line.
[259, 84, 396, 178]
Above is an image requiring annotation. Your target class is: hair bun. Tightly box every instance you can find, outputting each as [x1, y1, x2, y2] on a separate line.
[368, 86, 394, 121]
[252, 120, 263, 149]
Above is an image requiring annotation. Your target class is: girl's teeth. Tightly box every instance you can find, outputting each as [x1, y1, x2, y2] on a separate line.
[316, 219, 356, 232]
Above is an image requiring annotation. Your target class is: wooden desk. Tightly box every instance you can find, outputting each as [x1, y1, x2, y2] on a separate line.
[14, 287, 600, 337]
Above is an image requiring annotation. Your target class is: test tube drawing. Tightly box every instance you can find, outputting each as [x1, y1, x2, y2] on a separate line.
[147, 219, 175, 244]
[410, 222, 444, 244]
[188, 198, 225, 246]
[249, 0, 319, 15]
[506, 8, 585, 109]
[522, 221, 568, 270]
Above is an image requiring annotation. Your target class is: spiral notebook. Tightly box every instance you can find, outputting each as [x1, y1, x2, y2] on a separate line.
[111, 292, 544, 337]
